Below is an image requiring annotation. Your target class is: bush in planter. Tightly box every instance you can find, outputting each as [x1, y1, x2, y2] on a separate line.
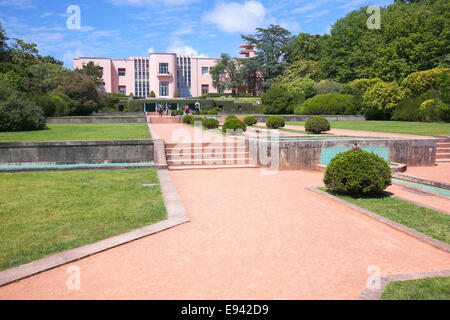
[243, 116, 257, 126]
[305, 117, 330, 134]
[203, 118, 219, 129]
[222, 118, 246, 134]
[324, 149, 391, 195]
[266, 116, 285, 129]
[182, 114, 193, 124]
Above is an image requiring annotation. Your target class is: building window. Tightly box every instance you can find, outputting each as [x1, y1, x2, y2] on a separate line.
[202, 67, 209, 75]
[119, 86, 126, 95]
[201, 85, 209, 95]
[118, 68, 126, 76]
[159, 63, 169, 74]
[98, 67, 103, 75]
[160, 82, 169, 97]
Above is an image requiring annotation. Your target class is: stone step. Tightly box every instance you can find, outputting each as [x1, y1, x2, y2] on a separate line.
[167, 152, 249, 160]
[149, 117, 179, 124]
[436, 148, 450, 153]
[169, 164, 259, 170]
[436, 139, 450, 143]
[166, 142, 245, 149]
[436, 153, 450, 159]
[436, 159, 450, 162]
[166, 146, 247, 153]
[167, 158, 254, 166]
[437, 143, 450, 148]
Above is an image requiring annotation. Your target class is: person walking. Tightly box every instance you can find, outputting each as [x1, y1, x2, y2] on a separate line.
[157, 103, 163, 117]
[184, 104, 189, 115]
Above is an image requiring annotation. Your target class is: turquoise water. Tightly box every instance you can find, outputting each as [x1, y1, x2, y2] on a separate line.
[320, 147, 389, 165]
[0, 162, 156, 171]
[253, 136, 367, 141]
[392, 178, 450, 197]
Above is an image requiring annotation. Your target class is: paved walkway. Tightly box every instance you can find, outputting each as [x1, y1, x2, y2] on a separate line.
[0, 168, 448, 300]
[404, 163, 450, 186]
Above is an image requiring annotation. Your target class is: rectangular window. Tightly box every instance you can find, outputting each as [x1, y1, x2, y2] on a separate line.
[118, 68, 126, 76]
[201, 85, 209, 95]
[98, 67, 103, 75]
[159, 63, 169, 74]
[119, 86, 126, 95]
[160, 82, 169, 97]
[202, 67, 209, 75]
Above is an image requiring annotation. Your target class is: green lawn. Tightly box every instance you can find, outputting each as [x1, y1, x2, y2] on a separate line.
[326, 190, 450, 244]
[288, 121, 450, 136]
[0, 123, 150, 142]
[381, 277, 450, 300]
[0, 169, 167, 271]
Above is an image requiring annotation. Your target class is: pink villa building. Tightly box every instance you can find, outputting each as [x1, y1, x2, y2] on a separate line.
[73, 44, 256, 98]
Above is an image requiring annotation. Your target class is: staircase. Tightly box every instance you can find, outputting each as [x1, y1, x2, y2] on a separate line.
[165, 141, 258, 170]
[146, 112, 179, 124]
[435, 135, 450, 163]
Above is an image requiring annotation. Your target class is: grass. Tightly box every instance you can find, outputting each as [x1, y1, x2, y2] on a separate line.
[216, 97, 260, 104]
[0, 169, 167, 271]
[0, 123, 151, 142]
[288, 121, 450, 136]
[325, 190, 450, 244]
[381, 277, 450, 300]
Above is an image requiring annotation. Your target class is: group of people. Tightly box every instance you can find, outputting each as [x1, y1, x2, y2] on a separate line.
[156, 101, 201, 117]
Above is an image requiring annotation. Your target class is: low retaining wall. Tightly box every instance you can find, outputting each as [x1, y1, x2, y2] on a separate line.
[252, 115, 366, 122]
[0, 140, 156, 166]
[46, 116, 147, 124]
[248, 137, 436, 170]
[93, 112, 145, 116]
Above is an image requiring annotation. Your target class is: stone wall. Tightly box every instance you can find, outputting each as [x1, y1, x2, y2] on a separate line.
[0, 140, 155, 166]
[248, 137, 436, 170]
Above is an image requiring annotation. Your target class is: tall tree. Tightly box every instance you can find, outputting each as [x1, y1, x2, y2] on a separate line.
[241, 24, 294, 90]
[209, 53, 243, 94]
[239, 57, 263, 96]
[287, 33, 323, 63]
[75, 61, 105, 87]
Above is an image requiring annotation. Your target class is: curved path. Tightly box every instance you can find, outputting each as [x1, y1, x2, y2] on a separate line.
[0, 168, 448, 300]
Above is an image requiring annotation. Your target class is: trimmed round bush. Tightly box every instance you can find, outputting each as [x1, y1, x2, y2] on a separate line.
[202, 118, 219, 129]
[225, 115, 238, 122]
[302, 93, 354, 115]
[305, 117, 330, 134]
[222, 118, 246, 134]
[266, 116, 285, 129]
[182, 115, 193, 124]
[324, 149, 392, 195]
[243, 116, 257, 126]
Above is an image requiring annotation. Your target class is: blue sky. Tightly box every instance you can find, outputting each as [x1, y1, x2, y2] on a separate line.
[0, 0, 393, 68]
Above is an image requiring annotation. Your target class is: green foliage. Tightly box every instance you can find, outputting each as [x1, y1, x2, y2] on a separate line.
[305, 117, 330, 133]
[222, 118, 246, 134]
[149, 90, 155, 98]
[0, 92, 46, 131]
[209, 53, 243, 94]
[74, 61, 104, 87]
[239, 57, 263, 96]
[276, 60, 320, 83]
[182, 115, 193, 124]
[243, 116, 257, 126]
[202, 118, 219, 129]
[266, 116, 285, 129]
[324, 149, 392, 195]
[282, 77, 316, 104]
[362, 81, 409, 119]
[402, 68, 450, 95]
[225, 115, 238, 122]
[391, 96, 423, 121]
[287, 33, 323, 63]
[171, 109, 184, 116]
[314, 79, 344, 95]
[348, 78, 383, 92]
[301, 93, 355, 115]
[261, 85, 296, 114]
[419, 99, 450, 122]
[33, 93, 70, 117]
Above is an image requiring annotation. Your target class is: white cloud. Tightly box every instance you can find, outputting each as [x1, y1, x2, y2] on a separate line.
[107, 0, 195, 6]
[63, 49, 84, 68]
[0, 0, 35, 9]
[203, 1, 266, 34]
[166, 38, 207, 57]
[292, 2, 322, 14]
[147, 46, 155, 54]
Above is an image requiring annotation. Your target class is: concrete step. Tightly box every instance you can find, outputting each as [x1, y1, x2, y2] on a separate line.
[167, 158, 254, 166]
[167, 152, 249, 160]
[437, 143, 450, 148]
[436, 159, 450, 162]
[436, 139, 450, 143]
[437, 148, 450, 153]
[166, 142, 245, 149]
[436, 153, 450, 159]
[169, 164, 259, 170]
[149, 117, 179, 124]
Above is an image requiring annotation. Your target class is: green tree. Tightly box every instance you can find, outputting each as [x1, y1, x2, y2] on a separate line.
[287, 33, 323, 63]
[261, 84, 296, 114]
[241, 24, 294, 90]
[362, 81, 409, 119]
[75, 61, 105, 87]
[239, 57, 262, 96]
[209, 53, 243, 94]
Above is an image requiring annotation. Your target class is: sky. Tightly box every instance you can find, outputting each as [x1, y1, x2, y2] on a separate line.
[0, 0, 394, 68]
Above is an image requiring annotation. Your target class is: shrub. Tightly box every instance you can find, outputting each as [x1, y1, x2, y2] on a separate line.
[208, 107, 219, 115]
[243, 116, 257, 126]
[282, 77, 316, 104]
[0, 93, 47, 131]
[305, 117, 330, 134]
[261, 85, 296, 114]
[402, 68, 450, 95]
[302, 93, 354, 115]
[266, 116, 285, 129]
[324, 149, 392, 195]
[362, 81, 409, 120]
[172, 109, 183, 116]
[222, 118, 246, 134]
[314, 79, 343, 95]
[202, 118, 219, 129]
[294, 104, 305, 115]
[225, 115, 238, 122]
[149, 90, 156, 98]
[419, 99, 450, 122]
[348, 78, 383, 92]
[391, 96, 423, 121]
[182, 114, 193, 124]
